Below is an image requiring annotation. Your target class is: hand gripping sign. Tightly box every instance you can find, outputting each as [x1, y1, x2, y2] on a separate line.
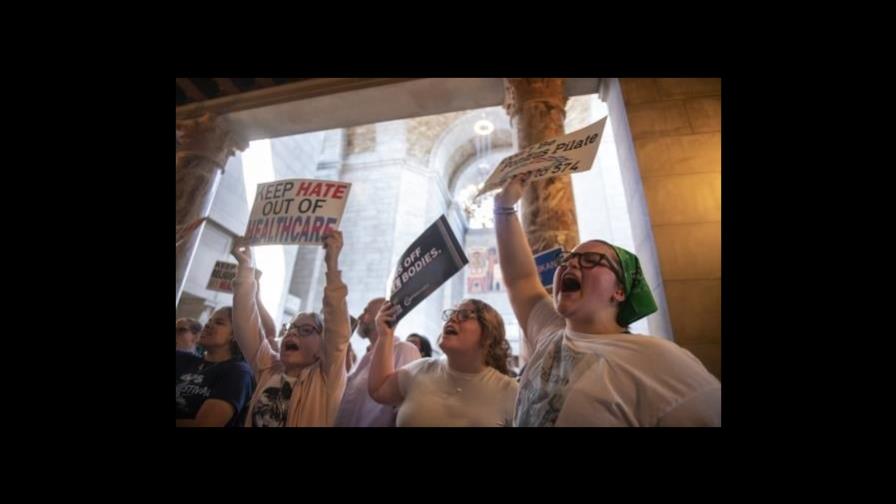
[387, 215, 468, 326]
[244, 178, 352, 246]
[476, 117, 607, 198]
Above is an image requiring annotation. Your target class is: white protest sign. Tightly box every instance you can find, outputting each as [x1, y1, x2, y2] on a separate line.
[476, 117, 607, 197]
[245, 178, 351, 246]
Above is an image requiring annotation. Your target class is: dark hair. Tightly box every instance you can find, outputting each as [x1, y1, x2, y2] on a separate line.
[212, 306, 244, 361]
[407, 333, 433, 358]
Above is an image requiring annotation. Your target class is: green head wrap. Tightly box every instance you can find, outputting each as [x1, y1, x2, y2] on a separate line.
[607, 243, 658, 326]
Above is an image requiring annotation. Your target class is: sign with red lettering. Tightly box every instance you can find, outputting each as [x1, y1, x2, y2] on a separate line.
[476, 117, 607, 197]
[244, 178, 352, 246]
[207, 261, 238, 293]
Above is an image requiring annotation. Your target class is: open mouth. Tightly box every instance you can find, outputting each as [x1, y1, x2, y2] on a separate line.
[283, 341, 300, 352]
[443, 325, 459, 336]
[560, 274, 582, 293]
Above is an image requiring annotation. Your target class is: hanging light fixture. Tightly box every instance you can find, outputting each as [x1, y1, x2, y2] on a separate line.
[474, 119, 495, 136]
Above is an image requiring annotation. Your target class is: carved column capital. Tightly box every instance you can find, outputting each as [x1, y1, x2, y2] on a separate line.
[503, 78, 568, 131]
[176, 113, 248, 171]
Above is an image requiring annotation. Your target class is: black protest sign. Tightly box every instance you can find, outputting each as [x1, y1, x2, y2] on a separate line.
[388, 215, 468, 325]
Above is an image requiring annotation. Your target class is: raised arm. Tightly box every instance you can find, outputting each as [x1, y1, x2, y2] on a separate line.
[253, 268, 278, 348]
[319, 231, 350, 387]
[493, 174, 551, 336]
[230, 237, 277, 375]
[367, 301, 404, 406]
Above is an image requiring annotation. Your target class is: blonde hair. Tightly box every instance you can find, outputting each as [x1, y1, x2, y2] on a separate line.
[292, 311, 324, 334]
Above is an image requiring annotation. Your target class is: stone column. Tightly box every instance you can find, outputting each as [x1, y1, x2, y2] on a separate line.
[176, 113, 247, 307]
[503, 78, 580, 254]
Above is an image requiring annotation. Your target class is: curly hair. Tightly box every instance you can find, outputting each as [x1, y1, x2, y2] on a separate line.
[460, 298, 510, 376]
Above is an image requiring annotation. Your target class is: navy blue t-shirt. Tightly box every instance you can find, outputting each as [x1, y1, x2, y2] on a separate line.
[176, 351, 254, 427]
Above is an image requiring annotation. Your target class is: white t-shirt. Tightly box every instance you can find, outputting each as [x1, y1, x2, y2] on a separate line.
[252, 373, 298, 428]
[516, 298, 721, 427]
[396, 357, 519, 427]
[334, 337, 421, 427]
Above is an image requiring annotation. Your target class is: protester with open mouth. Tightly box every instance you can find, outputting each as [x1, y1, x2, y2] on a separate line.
[176, 307, 254, 427]
[367, 298, 519, 427]
[493, 173, 721, 427]
[230, 230, 351, 427]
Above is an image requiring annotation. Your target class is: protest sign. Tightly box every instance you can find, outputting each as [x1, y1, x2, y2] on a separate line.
[387, 215, 468, 325]
[534, 246, 563, 289]
[476, 117, 606, 197]
[207, 261, 238, 293]
[244, 178, 351, 246]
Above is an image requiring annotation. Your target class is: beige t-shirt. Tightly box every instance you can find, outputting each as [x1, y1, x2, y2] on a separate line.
[396, 357, 519, 427]
[516, 298, 721, 427]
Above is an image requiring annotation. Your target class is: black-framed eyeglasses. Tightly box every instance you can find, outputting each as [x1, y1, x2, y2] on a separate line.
[558, 251, 623, 284]
[289, 323, 320, 337]
[442, 308, 478, 323]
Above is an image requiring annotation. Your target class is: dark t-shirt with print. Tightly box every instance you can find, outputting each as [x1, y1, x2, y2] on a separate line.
[176, 350, 254, 427]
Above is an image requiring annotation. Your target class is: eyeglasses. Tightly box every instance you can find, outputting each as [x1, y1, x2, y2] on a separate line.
[558, 251, 623, 284]
[442, 308, 478, 323]
[289, 323, 320, 337]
